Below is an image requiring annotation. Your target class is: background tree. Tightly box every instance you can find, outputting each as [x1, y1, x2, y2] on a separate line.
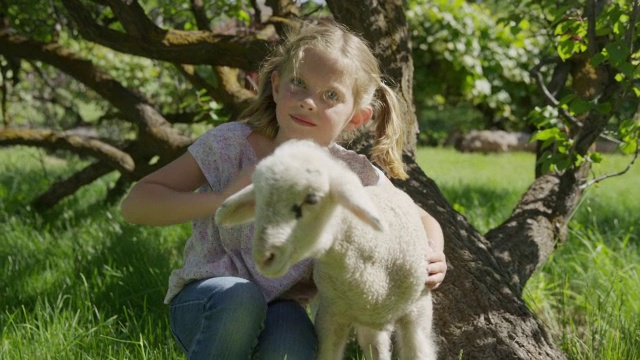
[408, 0, 545, 144]
[0, 0, 638, 359]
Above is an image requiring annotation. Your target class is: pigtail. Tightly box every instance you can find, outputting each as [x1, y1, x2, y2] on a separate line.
[371, 82, 409, 180]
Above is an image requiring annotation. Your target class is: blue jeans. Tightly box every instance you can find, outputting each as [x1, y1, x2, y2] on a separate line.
[169, 277, 317, 360]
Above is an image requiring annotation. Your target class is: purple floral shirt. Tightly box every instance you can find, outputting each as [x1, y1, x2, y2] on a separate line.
[164, 122, 381, 304]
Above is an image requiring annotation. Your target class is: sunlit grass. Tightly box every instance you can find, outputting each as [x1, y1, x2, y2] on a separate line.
[417, 148, 535, 233]
[417, 146, 640, 360]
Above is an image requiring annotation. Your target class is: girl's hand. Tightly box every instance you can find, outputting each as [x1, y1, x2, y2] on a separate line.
[425, 250, 447, 290]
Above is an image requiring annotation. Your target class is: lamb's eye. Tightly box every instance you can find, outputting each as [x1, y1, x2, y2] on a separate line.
[291, 204, 303, 219]
[291, 194, 319, 219]
[304, 193, 319, 205]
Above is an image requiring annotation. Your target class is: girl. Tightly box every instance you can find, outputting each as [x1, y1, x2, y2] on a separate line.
[121, 21, 447, 360]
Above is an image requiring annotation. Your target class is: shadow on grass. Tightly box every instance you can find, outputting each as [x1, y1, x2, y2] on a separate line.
[1, 161, 187, 325]
[435, 183, 523, 233]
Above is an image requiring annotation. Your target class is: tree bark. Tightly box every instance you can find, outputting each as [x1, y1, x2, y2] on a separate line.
[61, 0, 271, 69]
[327, 0, 418, 155]
[0, 128, 134, 173]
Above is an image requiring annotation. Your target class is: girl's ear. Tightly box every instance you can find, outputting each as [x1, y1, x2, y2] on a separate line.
[271, 71, 280, 103]
[346, 106, 373, 131]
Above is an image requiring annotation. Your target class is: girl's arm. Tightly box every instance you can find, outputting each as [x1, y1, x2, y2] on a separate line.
[120, 152, 253, 226]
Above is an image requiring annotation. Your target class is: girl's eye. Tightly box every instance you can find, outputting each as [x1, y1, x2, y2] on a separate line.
[323, 90, 339, 102]
[291, 77, 304, 87]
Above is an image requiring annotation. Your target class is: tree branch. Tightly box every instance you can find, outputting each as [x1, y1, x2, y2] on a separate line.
[627, 0, 639, 53]
[0, 30, 191, 155]
[177, 65, 253, 119]
[530, 59, 582, 128]
[395, 157, 564, 359]
[32, 160, 115, 211]
[61, 0, 271, 70]
[190, 0, 211, 31]
[103, 0, 161, 38]
[584, 0, 598, 56]
[179, 0, 255, 117]
[581, 143, 639, 189]
[0, 127, 134, 173]
[265, 0, 300, 36]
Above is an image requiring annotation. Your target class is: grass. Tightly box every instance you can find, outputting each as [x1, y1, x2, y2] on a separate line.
[1, 146, 638, 359]
[419, 147, 640, 360]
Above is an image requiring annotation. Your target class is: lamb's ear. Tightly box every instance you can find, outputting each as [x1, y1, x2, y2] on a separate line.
[215, 184, 256, 226]
[331, 175, 386, 232]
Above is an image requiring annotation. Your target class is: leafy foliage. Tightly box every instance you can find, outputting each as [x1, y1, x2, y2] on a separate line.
[408, 0, 544, 144]
[516, 0, 640, 174]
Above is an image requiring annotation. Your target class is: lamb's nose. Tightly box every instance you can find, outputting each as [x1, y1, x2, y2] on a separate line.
[262, 252, 276, 268]
[255, 251, 276, 271]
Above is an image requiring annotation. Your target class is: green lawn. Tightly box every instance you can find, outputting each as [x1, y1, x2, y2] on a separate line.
[418, 147, 640, 360]
[1, 146, 638, 359]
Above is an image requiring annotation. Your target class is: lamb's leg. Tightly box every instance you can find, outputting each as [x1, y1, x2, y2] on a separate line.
[314, 304, 351, 360]
[395, 293, 437, 360]
[355, 325, 392, 360]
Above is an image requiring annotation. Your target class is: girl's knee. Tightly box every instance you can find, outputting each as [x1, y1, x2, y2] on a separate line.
[185, 277, 266, 333]
[171, 277, 269, 357]
[254, 300, 317, 359]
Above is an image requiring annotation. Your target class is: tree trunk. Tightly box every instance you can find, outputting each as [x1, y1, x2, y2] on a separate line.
[330, 1, 568, 358]
[326, 0, 418, 155]
[394, 156, 567, 359]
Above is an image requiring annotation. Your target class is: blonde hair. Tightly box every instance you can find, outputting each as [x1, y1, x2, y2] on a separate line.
[240, 21, 408, 179]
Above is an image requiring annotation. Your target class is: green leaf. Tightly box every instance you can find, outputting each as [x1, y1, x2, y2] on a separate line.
[569, 97, 592, 115]
[621, 140, 638, 154]
[556, 157, 572, 171]
[605, 42, 630, 66]
[591, 53, 606, 66]
[595, 102, 612, 114]
[532, 128, 561, 141]
[588, 152, 603, 163]
[559, 94, 578, 106]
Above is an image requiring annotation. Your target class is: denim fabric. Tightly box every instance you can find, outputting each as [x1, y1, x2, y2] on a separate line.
[170, 277, 317, 360]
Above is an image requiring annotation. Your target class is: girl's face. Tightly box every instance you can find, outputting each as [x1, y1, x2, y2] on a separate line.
[271, 48, 372, 146]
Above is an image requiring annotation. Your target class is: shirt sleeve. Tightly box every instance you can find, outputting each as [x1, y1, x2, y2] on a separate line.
[372, 166, 387, 186]
[328, 144, 380, 186]
[188, 122, 246, 191]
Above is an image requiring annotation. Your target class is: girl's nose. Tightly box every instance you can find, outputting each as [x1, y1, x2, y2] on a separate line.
[298, 97, 316, 111]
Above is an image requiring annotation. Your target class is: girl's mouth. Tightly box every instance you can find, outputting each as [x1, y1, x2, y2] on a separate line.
[291, 115, 316, 127]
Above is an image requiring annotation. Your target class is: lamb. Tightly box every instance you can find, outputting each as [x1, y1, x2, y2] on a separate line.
[215, 140, 437, 360]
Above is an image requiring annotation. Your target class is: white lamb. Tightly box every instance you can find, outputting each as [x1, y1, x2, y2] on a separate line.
[215, 140, 437, 360]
